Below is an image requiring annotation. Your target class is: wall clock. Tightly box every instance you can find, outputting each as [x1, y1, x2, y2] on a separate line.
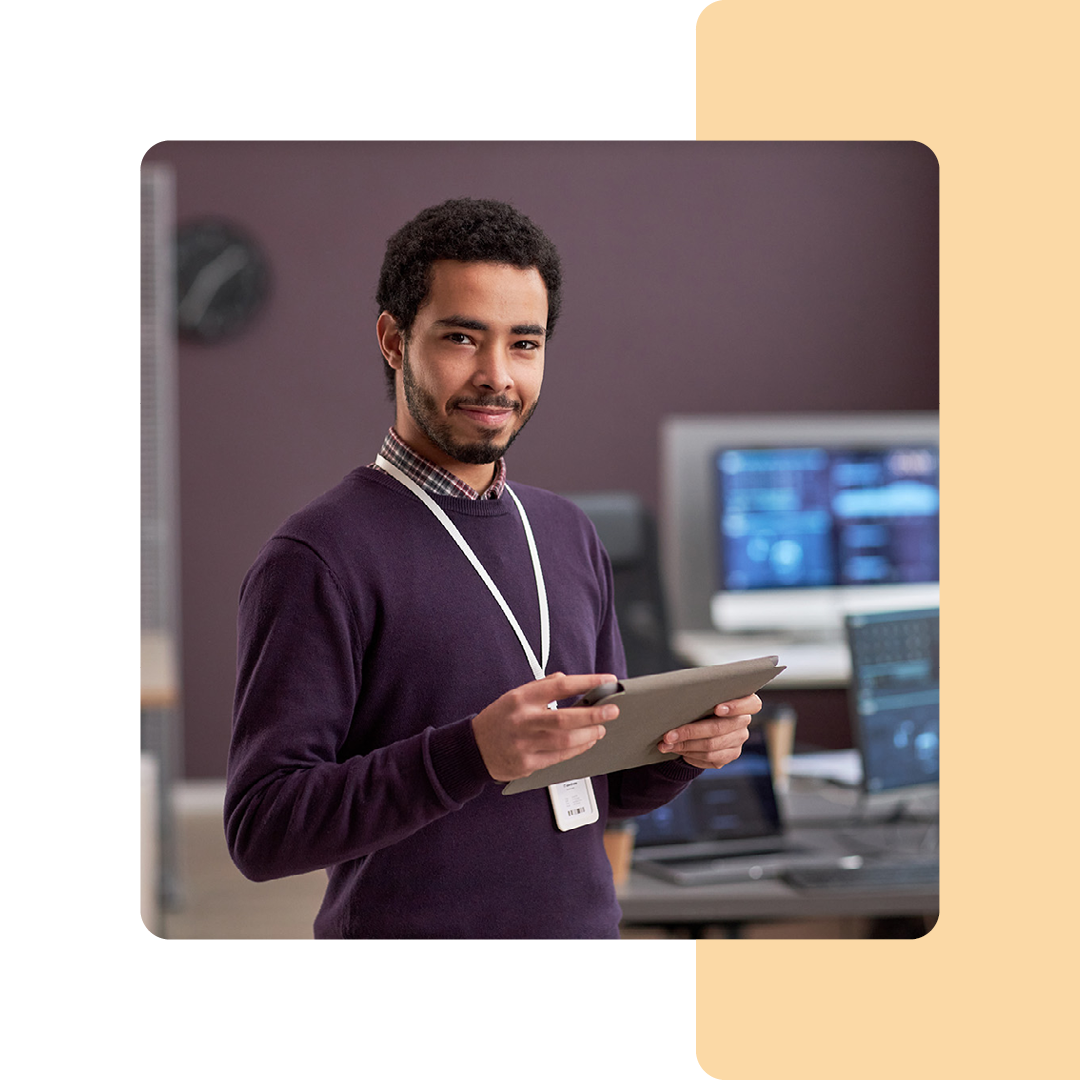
[175, 219, 271, 343]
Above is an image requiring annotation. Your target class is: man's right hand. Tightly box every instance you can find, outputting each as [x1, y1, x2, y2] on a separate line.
[471, 672, 620, 783]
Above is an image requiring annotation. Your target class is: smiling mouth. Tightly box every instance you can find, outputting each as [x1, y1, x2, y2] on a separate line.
[453, 401, 520, 428]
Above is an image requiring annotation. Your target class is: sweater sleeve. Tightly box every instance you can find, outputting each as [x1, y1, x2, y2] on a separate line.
[606, 758, 703, 819]
[224, 538, 494, 881]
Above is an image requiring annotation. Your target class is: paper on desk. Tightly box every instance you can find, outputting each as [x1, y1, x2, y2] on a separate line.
[786, 749, 863, 786]
[501, 655, 785, 795]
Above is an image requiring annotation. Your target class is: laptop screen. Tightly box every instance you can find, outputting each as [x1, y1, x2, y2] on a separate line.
[633, 729, 781, 849]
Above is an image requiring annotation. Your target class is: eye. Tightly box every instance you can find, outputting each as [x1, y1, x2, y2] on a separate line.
[446, 332, 472, 345]
[513, 339, 541, 351]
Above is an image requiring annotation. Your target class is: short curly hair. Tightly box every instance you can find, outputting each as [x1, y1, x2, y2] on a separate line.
[376, 198, 562, 397]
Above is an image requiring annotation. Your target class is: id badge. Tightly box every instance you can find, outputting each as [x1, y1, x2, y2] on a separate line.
[548, 778, 599, 832]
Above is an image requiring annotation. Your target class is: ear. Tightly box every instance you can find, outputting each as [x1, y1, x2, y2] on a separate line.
[376, 311, 406, 371]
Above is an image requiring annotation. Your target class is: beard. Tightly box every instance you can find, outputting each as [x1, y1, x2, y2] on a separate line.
[401, 347, 539, 466]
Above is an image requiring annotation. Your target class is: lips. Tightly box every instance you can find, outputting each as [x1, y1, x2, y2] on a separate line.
[454, 401, 520, 427]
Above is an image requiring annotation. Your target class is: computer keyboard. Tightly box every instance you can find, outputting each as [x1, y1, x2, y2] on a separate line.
[783, 860, 938, 890]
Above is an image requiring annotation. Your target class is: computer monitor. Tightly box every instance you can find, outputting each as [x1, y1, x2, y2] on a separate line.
[845, 607, 939, 804]
[660, 413, 939, 639]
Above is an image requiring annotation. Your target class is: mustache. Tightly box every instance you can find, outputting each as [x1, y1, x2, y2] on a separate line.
[450, 395, 522, 412]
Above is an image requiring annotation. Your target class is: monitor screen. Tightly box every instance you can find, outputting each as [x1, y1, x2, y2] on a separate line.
[715, 444, 939, 592]
[845, 608, 939, 793]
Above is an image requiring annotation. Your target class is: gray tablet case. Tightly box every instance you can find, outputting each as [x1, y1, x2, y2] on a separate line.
[501, 655, 785, 795]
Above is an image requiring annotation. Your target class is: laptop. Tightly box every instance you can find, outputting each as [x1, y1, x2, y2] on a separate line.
[631, 728, 833, 885]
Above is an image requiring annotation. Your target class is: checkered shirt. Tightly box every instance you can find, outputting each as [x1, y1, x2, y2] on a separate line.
[374, 427, 507, 500]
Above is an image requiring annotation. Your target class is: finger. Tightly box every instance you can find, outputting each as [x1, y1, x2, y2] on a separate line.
[658, 714, 750, 751]
[527, 732, 607, 771]
[665, 732, 747, 755]
[557, 699, 619, 724]
[525, 721, 607, 761]
[664, 720, 750, 749]
[680, 747, 745, 770]
[554, 721, 608, 748]
[526, 672, 619, 703]
[712, 693, 762, 717]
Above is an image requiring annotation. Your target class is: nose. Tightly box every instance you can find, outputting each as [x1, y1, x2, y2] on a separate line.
[471, 340, 514, 394]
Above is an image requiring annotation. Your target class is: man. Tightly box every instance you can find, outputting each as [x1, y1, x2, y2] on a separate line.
[225, 198, 759, 938]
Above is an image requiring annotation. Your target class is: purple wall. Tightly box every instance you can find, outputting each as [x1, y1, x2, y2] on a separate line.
[142, 141, 938, 778]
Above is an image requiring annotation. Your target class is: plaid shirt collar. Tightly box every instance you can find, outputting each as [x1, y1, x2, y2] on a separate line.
[374, 427, 507, 500]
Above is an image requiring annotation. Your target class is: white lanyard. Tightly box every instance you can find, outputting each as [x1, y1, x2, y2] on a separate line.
[374, 455, 599, 831]
[374, 455, 549, 680]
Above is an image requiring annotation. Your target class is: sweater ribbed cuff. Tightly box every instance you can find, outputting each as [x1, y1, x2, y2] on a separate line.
[425, 715, 496, 806]
[651, 757, 705, 782]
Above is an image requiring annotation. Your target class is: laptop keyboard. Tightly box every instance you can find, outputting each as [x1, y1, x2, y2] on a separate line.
[783, 859, 938, 890]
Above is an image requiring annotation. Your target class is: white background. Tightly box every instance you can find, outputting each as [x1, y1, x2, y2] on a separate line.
[4, 4, 713, 1078]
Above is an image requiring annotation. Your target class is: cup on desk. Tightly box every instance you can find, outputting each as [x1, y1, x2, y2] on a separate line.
[763, 704, 797, 795]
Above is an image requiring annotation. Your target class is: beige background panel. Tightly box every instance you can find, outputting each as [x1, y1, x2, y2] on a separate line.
[696, 1, 1076, 1077]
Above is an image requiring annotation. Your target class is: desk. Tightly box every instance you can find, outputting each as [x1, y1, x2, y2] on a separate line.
[619, 830, 937, 931]
[617, 782, 939, 937]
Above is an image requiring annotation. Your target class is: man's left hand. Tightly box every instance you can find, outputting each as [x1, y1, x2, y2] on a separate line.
[656, 693, 762, 769]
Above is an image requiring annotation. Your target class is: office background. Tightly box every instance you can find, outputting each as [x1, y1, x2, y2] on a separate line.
[142, 140, 938, 781]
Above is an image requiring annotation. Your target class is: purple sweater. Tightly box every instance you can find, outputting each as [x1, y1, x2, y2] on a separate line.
[225, 466, 700, 938]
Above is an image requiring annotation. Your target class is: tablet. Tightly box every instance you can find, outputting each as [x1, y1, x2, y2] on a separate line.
[501, 655, 785, 795]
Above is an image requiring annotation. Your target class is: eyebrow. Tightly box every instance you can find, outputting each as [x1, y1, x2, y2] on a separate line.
[435, 316, 546, 338]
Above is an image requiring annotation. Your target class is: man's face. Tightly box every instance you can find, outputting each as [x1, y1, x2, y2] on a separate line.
[381, 260, 548, 480]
